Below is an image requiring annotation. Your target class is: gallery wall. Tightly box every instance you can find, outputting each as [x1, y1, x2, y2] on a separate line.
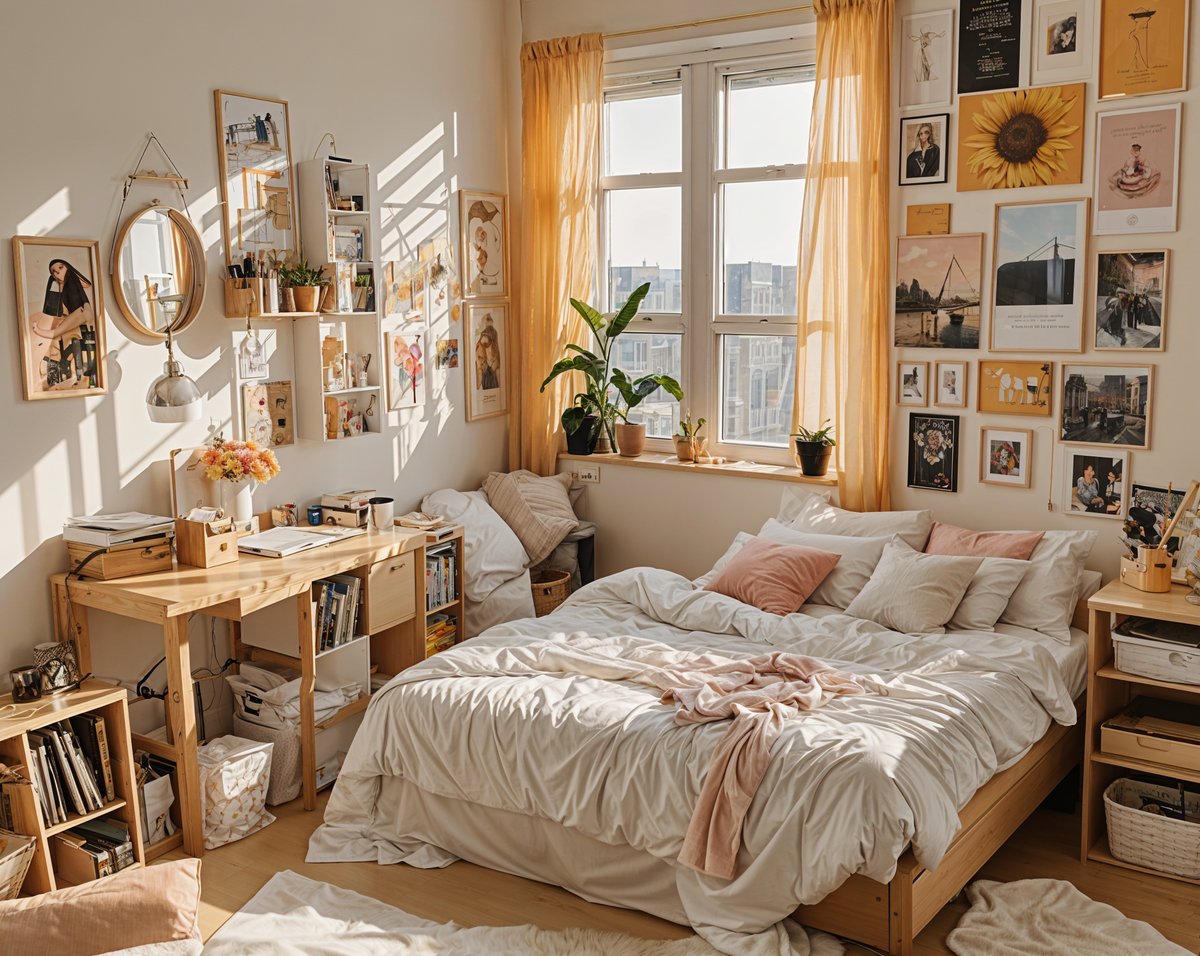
[0, 0, 514, 693]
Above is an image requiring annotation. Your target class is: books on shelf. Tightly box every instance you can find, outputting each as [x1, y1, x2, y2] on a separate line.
[24, 719, 113, 825]
[425, 544, 457, 611]
[315, 574, 363, 651]
[51, 818, 135, 884]
[425, 612, 457, 657]
[0, 763, 33, 831]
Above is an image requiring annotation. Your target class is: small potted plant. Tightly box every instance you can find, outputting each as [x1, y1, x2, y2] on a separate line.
[562, 399, 598, 456]
[279, 259, 329, 313]
[793, 419, 836, 477]
[674, 411, 706, 463]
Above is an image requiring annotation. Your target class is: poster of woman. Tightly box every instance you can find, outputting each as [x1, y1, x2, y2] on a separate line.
[899, 115, 949, 185]
[459, 189, 508, 299]
[1094, 104, 1180, 235]
[1063, 450, 1128, 518]
[466, 303, 508, 420]
[12, 236, 108, 400]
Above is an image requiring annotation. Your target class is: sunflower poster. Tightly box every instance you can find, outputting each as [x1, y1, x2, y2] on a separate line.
[956, 83, 1085, 191]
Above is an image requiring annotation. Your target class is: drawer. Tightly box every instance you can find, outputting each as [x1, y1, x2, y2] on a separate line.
[1102, 724, 1200, 773]
[364, 553, 415, 632]
[1102, 698, 1200, 774]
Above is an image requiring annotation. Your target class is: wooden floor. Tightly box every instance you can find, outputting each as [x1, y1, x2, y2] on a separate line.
[167, 794, 1199, 954]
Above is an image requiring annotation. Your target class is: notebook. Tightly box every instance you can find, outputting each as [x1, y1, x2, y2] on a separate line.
[238, 526, 365, 558]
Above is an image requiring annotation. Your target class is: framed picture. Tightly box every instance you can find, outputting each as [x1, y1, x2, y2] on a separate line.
[1094, 251, 1167, 351]
[905, 203, 950, 236]
[11, 236, 108, 401]
[435, 338, 460, 370]
[1060, 363, 1153, 449]
[957, 83, 1085, 191]
[899, 114, 949, 185]
[957, 0, 1023, 94]
[935, 361, 968, 407]
[977, 360, 1053, 416]
[991, 199, 1089, 352]
[465, 303, 508, 420]
[1094, 104, 1181, 236]
[459, 190, 508, 299]
[900, 10, 954, 109]
[908, 413, 959, 493]
[1126, 483, 1200, 582]
[894, 233, 983, 349]
[1031, 2, 1093, 84]
[1099, 0, 1189, 99]
[980, 427, 1032, 488]
[384, 260, 416, 317]
[1062, 448, 1128, 518]
[213, 90, 297, 266]
[897, 361, 929, 406]
[242, 380, 294, 448]
[386, 327, 425, 410]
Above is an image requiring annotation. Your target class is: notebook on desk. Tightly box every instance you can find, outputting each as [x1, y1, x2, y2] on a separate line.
[238, 526, 366, 558]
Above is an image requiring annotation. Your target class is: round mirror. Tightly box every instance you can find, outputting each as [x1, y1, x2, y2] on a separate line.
[111, 203, 206, 337]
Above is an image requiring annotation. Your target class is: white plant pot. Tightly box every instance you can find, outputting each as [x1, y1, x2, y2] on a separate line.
[222, 480, 256, 523]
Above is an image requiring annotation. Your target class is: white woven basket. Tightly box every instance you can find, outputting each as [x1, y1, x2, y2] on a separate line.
[1104, 778, 1200, 879]
[233, 715, 301, 806]
[0, 830, 36, 900]
[1113, 632, 1200, 685]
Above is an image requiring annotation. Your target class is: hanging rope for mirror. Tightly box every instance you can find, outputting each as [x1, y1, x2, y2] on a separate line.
[108, 132, 193, 275]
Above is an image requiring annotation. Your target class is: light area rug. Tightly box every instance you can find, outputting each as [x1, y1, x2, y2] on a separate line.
[202, 870, 844, 956]
[947, 879, 1191, 956]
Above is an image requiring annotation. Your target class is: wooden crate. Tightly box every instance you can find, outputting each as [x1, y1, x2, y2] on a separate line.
[65, 536, 172, 580]
[175, 518, 238, 569]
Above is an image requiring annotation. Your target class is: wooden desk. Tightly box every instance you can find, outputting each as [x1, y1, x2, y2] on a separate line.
[50, 525, 428, 858]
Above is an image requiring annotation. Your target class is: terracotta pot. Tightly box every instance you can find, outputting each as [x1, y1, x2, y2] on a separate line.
[292, 285, 321, 313]
[615, 422, 647, 458]
[673, 435, 695, 462]
[281, 287, 296, 313]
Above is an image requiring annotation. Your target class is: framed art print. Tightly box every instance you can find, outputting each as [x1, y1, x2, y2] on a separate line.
[899, 114, 949, 185]
[242, 380, 294, 447]
[1062, 448, 1128, 517]
[213, 89, 297, 266]
[900, 10, 954, 109]
[459, 190, 508, 299]
[908, 413, 959, 493]
[980, 427, 1032, 488]
[1094, 104, 1181, 236]
[1099, 0, 1189, 99]
[906, 203, 951, 236]
[894, 233, 983, 349]
[977, 360, 1053, 416]
[1031, 2, 1093, 85]
[935, 360, 967, 407]
[386, 327, 425, 410]
[991, 199, 1089, 352]
[897, 361, 929, 407]
[12, 236, 108, 401]
[1060, 363, 1153, 449]
[465, 302, 508, 421]
[958, 0, 1023, 94]
[1094, 250, 1167, 351]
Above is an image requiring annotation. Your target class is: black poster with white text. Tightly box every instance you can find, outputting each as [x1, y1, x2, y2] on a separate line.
[958, 0, 1022, 93]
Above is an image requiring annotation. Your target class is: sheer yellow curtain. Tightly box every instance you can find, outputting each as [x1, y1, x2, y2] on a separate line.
[793, 0, 893, 511]
[514, 33, 604, 475]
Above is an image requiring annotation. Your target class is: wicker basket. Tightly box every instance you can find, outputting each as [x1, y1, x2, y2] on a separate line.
[531, 569, 571, 617]
[1104, 778, 1200, 879]
[0, 830, 36, 900]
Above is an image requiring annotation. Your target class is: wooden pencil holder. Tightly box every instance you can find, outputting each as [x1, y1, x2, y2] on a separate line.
[175, 517, 238, 569]
[1120, 545, 1172, 593]
[223, 278, 263, 318]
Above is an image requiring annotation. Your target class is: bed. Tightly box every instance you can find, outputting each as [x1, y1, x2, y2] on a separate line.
[309, 509, 1098, 956]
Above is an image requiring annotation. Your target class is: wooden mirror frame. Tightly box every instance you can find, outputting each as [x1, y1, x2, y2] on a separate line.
[110, 203, 206, 339]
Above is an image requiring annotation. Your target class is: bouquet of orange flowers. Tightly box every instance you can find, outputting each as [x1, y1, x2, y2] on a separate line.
[199, 438, 281, 485]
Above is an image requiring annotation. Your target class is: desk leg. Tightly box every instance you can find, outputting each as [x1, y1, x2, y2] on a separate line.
[52, 578, 92, 675]
[164, 616, 204, 856]
[298, 592, 317, 811]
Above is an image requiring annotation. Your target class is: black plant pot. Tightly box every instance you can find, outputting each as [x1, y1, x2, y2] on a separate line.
[794, 439, 833, 477]
[565, 415, 598, 456]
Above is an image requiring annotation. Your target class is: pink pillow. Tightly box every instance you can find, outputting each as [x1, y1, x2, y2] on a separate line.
[924, 521, 1044, 560]
[703, 536, 840, 615]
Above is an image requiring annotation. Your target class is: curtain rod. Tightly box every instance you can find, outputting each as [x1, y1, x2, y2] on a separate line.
[602, 5, 813, 41]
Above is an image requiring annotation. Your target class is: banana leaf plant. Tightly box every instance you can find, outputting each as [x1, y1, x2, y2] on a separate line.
[541, 282, 683, 452]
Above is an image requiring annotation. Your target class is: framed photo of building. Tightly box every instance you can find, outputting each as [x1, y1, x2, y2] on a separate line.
[1099, 0, 1189, 99]
[465, 302, 508, 421]
[1060, 363, 1153, 449]
[11, 236, 108, 401]
[459, 190, 508, 299]
[899, 114, 950, 185]
[980, 426, 1032, 488]
[1094, 104, 1181, 235]
[900, 10, 954, 109]
[1062, 448, 1128, 517]
[897, 361, 929, 406]
[935, 360, 967, 407]
[908, 412, 959, 493]
[1094, 251, 1167, 351]
[991, 199, 1089, 352]
[977, 360, 1053, 416]
[1031, 2, 1093, 85]
[894, 233, 983, 349]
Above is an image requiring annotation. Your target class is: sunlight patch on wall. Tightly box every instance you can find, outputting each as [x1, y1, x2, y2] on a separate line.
[18, 188, 70, 236]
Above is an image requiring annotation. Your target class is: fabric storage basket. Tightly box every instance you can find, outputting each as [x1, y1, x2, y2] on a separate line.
[233, 715, 301, 806]
[197, 735, 276, 849]
[531, 568, 571, 616]
[1113, 631, 1200, 685]
[1104, 778, 1200, 879]
[0, 830, 36, 900]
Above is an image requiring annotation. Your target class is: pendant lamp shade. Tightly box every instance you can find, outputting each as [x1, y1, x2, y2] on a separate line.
[146, 326, 203, 422]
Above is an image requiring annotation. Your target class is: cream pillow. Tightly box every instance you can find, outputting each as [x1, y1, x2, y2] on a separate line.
[482, 470, 580, 566]
[775, 486, 833, 524]
[845, 541, 981, 634]
[999, 530, 1098, 643]
[694, 532, 754, 588]
[757, 520, 890, 609]
[785, 496, 934, 551]
[948, 557, 1031, 632]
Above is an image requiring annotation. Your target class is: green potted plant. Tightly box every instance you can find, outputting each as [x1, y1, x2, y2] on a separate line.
[279, 259, 330, 313]
[561, 399, 599, 456]
[673, 411, 706, 463]
[793, 419, 836, 477]
[541, 282, 682, 456]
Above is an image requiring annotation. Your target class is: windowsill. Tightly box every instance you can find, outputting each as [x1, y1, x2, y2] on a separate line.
[558, 451, 837, 486]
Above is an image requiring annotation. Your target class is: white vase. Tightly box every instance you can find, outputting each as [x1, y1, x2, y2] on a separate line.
[223, 481, 255, 523]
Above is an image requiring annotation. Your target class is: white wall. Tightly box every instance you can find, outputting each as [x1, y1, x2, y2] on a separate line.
[0, 0, 512, 704]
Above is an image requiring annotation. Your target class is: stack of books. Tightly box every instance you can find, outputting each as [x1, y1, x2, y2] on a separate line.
[315, 573, 363, 652]
[425, 613, 457, 657]
[50, 818, 135, 883]
[25, 716, 115, 825]
[396, 511, 445, 531]
[425, 543, 457, 611]
[62, 512, 175, 547]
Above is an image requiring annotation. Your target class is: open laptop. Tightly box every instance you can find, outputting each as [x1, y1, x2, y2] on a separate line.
[238, 525, 365, 558]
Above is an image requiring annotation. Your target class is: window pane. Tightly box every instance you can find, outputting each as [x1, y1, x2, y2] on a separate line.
[606, 187, 682, 312]
[726, 71, 814, 169]
[605, 89, 682, 176]
[613, 332, 683, 439]
[720, 334, 796, 446]
[722, 180, 802, 315]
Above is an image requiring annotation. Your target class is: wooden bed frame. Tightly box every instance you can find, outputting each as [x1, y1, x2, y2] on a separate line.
[794, 599, 1090, 955]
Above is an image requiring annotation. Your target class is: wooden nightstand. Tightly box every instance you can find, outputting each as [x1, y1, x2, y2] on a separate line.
[1081, 579, 1200, 884]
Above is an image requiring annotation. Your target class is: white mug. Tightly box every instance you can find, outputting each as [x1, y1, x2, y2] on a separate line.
[368, 496, 395, 531]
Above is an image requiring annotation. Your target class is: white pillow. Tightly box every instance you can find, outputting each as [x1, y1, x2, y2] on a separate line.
[784, 496, 934, 551]
[776, 486, 833, 524]
[999, 530, 1098, 643]
[422, 489, 528, 602]
[694, 532, 754, 588]
[845, 541, 981, 634]
[948, 557, 1031, 632]
[757, 520, 890, 609]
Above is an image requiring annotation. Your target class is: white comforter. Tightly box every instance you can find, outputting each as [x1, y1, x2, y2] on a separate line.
[309, 568, 1077, 947]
